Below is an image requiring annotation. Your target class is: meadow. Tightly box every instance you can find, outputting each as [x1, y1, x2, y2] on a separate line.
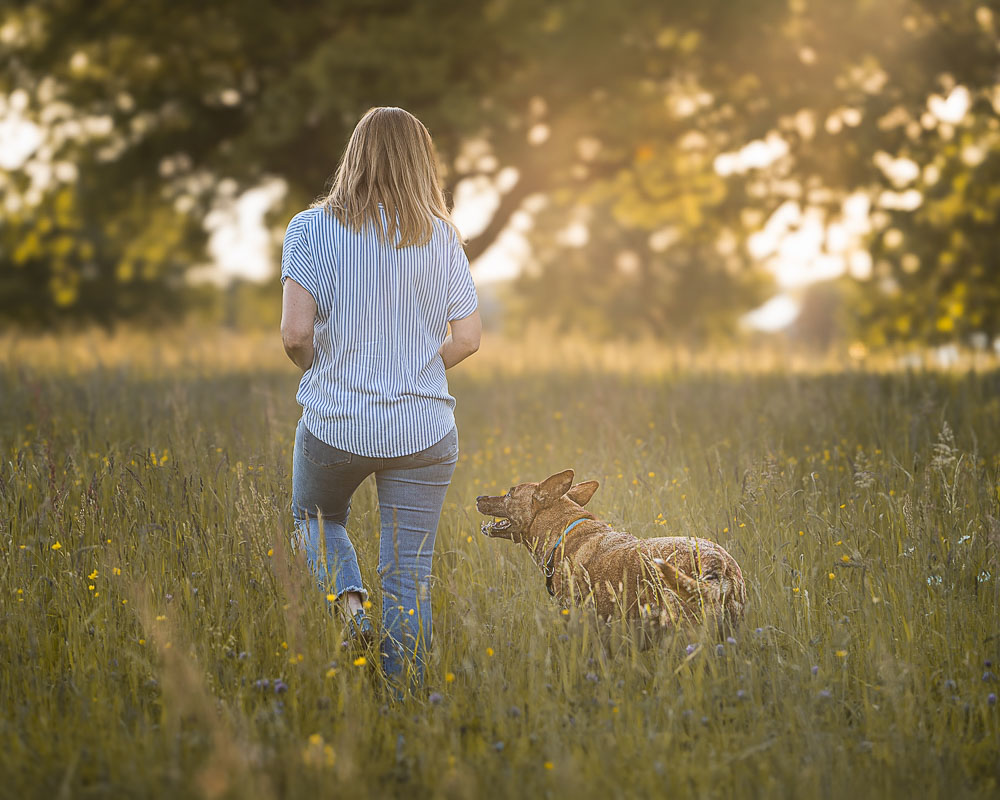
[1, 327, 998, 799]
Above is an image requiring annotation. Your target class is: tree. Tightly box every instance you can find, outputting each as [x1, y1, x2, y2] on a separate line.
[3, 0, 1000, 345]
[1, 0, 790, 328]
[511, 0, 1000, 343]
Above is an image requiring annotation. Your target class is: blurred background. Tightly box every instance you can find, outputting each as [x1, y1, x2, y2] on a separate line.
[1, 0, 999, 357]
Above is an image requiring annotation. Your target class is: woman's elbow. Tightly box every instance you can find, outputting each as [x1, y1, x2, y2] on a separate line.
[456, 333, 480, 356]
[281, 324, 312, 353]
[450, 311, 482, 357]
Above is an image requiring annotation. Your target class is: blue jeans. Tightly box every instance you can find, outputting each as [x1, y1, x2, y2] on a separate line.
[290, 416, 458, 685]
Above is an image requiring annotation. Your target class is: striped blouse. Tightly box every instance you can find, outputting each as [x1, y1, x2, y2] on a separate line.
[280, 204, 478, 458]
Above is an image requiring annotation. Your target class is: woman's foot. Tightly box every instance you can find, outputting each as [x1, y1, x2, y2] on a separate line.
[342, 608, 375, 651]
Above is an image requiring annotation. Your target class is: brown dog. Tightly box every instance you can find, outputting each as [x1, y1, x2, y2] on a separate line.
[476, 469, 746, 636]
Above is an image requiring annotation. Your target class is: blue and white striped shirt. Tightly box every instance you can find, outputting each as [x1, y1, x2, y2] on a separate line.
[280, 204, 478, 458]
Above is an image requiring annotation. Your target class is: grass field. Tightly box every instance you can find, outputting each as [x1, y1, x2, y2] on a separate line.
[2, 327, 998, 799]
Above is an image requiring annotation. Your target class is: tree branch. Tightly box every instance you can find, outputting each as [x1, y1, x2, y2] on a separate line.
[463, 171, 544, 261]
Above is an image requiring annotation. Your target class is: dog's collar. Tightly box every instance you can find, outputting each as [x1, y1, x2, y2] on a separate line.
[543, 517, 589, 597]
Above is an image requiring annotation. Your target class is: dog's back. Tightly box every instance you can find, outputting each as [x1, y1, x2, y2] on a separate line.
[549, 525, 746, 633]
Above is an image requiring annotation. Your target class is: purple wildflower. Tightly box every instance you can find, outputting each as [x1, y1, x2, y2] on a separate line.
[685, 644, 697, 655]
[428, 692, 443, 705]
[988, 693, 997, 706]
[811, 665, 819, 675]
[274, 679, 288, 694]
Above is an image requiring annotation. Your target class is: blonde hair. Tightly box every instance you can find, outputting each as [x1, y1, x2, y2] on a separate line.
[312, 106, 463, 248]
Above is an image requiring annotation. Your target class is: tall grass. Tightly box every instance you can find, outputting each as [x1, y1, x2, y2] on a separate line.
[1, 327, 998, 799]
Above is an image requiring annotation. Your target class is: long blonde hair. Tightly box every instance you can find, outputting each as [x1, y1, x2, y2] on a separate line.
[312, 106, 463, 248]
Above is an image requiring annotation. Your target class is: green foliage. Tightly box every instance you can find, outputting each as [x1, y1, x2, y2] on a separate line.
[864, 117, 1000, 345]
[3, 0, 1000, 342]
[0, 181, 204, 328]
[1, 332, 999, 796]
[771, 0, 1000, 346]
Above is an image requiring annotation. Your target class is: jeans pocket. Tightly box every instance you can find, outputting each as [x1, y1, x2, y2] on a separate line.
[411, 427, 459, 465]
[302, 425, 353, 468]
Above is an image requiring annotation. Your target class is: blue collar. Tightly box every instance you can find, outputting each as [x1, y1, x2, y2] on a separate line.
[543, 518, 590, 595]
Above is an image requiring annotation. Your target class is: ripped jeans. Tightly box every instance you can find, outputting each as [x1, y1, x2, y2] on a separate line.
[290, 416, 458, 685]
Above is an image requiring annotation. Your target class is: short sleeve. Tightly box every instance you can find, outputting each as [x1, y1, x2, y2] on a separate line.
[446, 235, 478, 321]
[280, 213, 319, 302]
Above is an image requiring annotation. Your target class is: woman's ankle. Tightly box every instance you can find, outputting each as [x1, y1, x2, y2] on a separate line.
[344, 590, 365, 615]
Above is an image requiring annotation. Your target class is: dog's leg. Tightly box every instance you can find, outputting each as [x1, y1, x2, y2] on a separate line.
[651, 557, 701, 597]
[634, 555, 677, 629]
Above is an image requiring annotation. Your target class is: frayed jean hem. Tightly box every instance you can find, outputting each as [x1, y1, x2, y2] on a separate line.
[334, 584, 369, 602]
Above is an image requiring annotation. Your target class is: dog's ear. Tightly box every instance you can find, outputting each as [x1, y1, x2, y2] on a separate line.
[566, 480, 599, 506]
[534, 469, 575, 506]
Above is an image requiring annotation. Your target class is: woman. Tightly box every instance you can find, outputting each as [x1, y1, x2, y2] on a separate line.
[279, 106, 481, 689]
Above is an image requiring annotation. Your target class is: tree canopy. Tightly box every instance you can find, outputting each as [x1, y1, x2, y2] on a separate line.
[2, 0, 999, 345]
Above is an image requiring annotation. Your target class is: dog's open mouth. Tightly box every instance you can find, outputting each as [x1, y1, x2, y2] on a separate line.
[481, 518, 511, 536]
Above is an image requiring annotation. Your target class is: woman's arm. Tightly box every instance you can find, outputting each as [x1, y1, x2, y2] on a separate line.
[440, 309, 481, 369]
[280, 277, 317, 371]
